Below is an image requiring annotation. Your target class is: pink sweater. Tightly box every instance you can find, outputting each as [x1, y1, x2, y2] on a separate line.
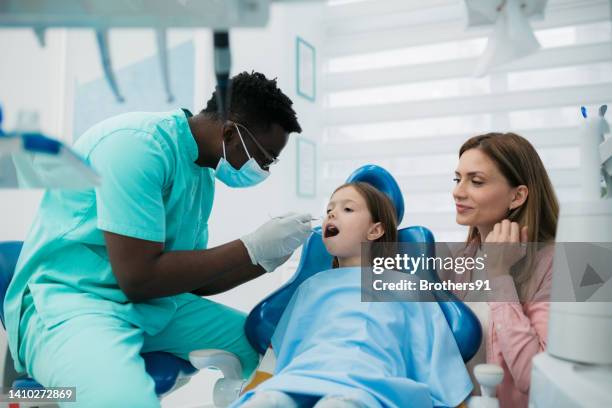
[442, 245, 553, 408]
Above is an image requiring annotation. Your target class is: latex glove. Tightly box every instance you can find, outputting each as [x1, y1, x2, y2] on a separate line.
[240, 213, 312, 265]
[259, 253, 292, 273]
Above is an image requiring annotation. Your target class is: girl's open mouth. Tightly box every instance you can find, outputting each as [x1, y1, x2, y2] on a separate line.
[324, 224, 340, 238]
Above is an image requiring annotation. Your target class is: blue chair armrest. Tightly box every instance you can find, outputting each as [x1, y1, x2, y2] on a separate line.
[142, 352, 197, 396]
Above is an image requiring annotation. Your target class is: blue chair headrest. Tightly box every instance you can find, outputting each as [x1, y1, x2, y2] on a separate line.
[345, 165, 404, 224]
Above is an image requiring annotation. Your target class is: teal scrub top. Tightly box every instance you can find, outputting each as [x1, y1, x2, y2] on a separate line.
[4, 109, 215, 372]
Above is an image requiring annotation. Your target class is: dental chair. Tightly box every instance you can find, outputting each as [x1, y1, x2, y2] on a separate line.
[0, 241, 198, 406]
[190, 165, 500, 407]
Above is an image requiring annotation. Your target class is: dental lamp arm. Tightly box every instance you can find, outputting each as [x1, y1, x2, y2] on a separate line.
[95, 29, 124, 103]
[214, 31, 231, 120]
[156, 29, 174, 104]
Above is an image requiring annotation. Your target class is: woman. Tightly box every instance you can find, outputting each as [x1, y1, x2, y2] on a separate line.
[447, 132, 559, 408]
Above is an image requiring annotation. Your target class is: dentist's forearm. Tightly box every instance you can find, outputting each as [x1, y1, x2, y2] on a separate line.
[147, 241, 255, 298]
[104, 231, 256, 301]
[191, 263, 266, 296]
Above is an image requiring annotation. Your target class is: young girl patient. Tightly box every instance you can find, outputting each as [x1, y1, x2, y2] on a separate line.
[233, 182, 472, 408]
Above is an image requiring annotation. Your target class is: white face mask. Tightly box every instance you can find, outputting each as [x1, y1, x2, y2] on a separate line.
[214, 124, 270, 188]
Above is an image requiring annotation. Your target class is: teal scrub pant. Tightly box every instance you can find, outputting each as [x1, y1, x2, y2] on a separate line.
[18, 294, 259, 408]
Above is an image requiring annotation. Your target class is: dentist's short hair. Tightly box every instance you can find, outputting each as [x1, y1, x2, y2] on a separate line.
[202, 71, 302, 135]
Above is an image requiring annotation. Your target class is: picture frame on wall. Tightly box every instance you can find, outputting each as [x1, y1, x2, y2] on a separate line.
[296, 36, 316, 102]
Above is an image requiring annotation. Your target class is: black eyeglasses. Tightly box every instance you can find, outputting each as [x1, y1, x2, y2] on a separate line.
[234, 122, 279, 170]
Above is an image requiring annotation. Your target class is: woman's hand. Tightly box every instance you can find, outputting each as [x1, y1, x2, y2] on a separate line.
[483, 220, 528, 278]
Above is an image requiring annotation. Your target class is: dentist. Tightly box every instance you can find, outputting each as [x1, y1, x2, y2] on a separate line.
[4, 72, 310, 407]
